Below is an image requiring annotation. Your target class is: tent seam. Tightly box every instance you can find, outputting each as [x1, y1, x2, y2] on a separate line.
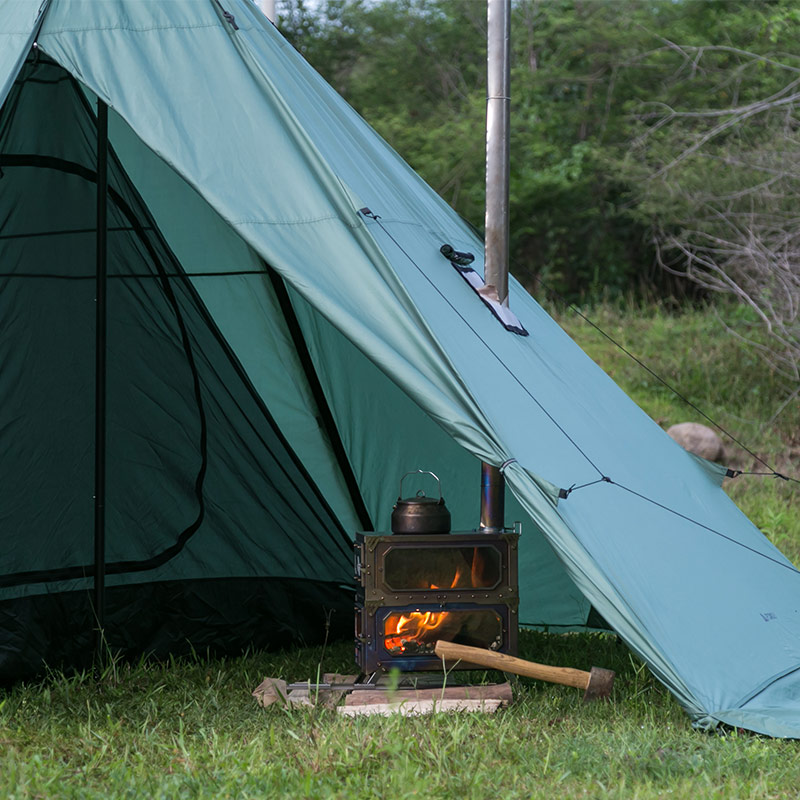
[726, 662, 800, 711]
[40, 23, 221, 34]
[235, 214, 356, 228]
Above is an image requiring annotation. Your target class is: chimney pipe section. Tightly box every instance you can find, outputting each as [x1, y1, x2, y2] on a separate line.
[480, 0, 511, 533]
[480, 461, 506, 533]
[484, 0, 510, 307]
[257, 0, 276, 23]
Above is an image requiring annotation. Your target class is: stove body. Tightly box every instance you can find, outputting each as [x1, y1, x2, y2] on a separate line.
[354, 531, 519, 673]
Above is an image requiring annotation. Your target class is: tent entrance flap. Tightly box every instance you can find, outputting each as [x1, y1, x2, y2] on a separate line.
[0, 55, 353, 677]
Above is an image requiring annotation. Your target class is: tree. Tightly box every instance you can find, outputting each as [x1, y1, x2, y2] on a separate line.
[279, 0, 663, 298]
[626, 2, 800, 379]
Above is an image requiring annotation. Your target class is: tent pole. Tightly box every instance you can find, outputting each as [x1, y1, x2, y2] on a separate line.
[480, 0, 511, 533]
[266, 267, 374, 532]
[94, 98, 108, 667]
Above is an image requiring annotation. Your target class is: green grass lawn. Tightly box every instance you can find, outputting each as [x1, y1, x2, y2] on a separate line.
[2, 302, 798, 799]
[2, 634, 799, 800]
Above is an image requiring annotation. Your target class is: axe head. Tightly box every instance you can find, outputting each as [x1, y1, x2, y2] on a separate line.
[583, 666, 615, 702]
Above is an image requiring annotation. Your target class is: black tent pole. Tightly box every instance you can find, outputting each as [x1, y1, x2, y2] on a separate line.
[94, 99, 108, 668]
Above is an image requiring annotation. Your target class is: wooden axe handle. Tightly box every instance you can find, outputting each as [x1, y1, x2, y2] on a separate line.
[434, 640, 590, 690]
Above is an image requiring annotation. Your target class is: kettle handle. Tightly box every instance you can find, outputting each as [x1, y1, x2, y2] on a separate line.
[398, 469, 443, 502]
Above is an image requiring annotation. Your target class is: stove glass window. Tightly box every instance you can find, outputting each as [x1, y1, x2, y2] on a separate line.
[383, 545, 501, 591]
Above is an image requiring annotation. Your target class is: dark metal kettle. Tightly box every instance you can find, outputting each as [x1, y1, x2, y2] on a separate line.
[391, 470, 451, 535]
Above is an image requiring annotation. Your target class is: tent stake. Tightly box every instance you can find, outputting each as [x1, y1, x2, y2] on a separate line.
[94, 98, 108, 669]
[480, 0, 511, 532]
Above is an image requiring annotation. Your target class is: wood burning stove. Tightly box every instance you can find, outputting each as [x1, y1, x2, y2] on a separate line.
[354, 530, 519, 673]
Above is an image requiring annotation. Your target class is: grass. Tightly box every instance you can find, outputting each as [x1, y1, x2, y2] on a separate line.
[2, 300, 799, 798]
[551, 300, 798, 455]
[3, 633, 799, 800]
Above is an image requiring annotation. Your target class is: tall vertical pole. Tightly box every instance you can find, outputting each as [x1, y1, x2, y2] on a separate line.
[484, 0, 511, 307]
[480, 0, 511, 533]
[94, 99, 108, 666]
[257, 0, 276, 23]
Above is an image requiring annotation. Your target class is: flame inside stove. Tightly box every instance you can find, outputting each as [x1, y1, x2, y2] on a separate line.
[384, 551, 485, 654]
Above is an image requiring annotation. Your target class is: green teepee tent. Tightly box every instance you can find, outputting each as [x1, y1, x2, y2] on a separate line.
[2, 0, 800, 737]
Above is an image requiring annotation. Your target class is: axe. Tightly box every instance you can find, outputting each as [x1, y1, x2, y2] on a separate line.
[434, 640, 614, 701]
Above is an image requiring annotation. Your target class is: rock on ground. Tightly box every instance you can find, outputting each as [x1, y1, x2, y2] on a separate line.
[667, 422, 725, 462]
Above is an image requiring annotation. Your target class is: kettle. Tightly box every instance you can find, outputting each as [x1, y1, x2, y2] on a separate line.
[391, 470, 451, 535]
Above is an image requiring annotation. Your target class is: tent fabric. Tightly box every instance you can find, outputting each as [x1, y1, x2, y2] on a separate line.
[0, 0, 47, 109]
[0, 53, 355, 657]
[1, 0, 799, 737]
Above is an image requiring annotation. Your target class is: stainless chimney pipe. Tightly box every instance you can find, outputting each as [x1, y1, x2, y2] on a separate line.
[480, 0, 511, 533]
[257, 0, 276, 23]
[483, 0, 510, 307]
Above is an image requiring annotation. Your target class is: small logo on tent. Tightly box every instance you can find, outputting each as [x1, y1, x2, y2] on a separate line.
[761, 612, 777, 622]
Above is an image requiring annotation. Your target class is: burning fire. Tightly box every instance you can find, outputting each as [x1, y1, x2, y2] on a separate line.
[384, 555, 481, 654]
[384, 610, 453, 655]
[385, 610, 447, 651]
